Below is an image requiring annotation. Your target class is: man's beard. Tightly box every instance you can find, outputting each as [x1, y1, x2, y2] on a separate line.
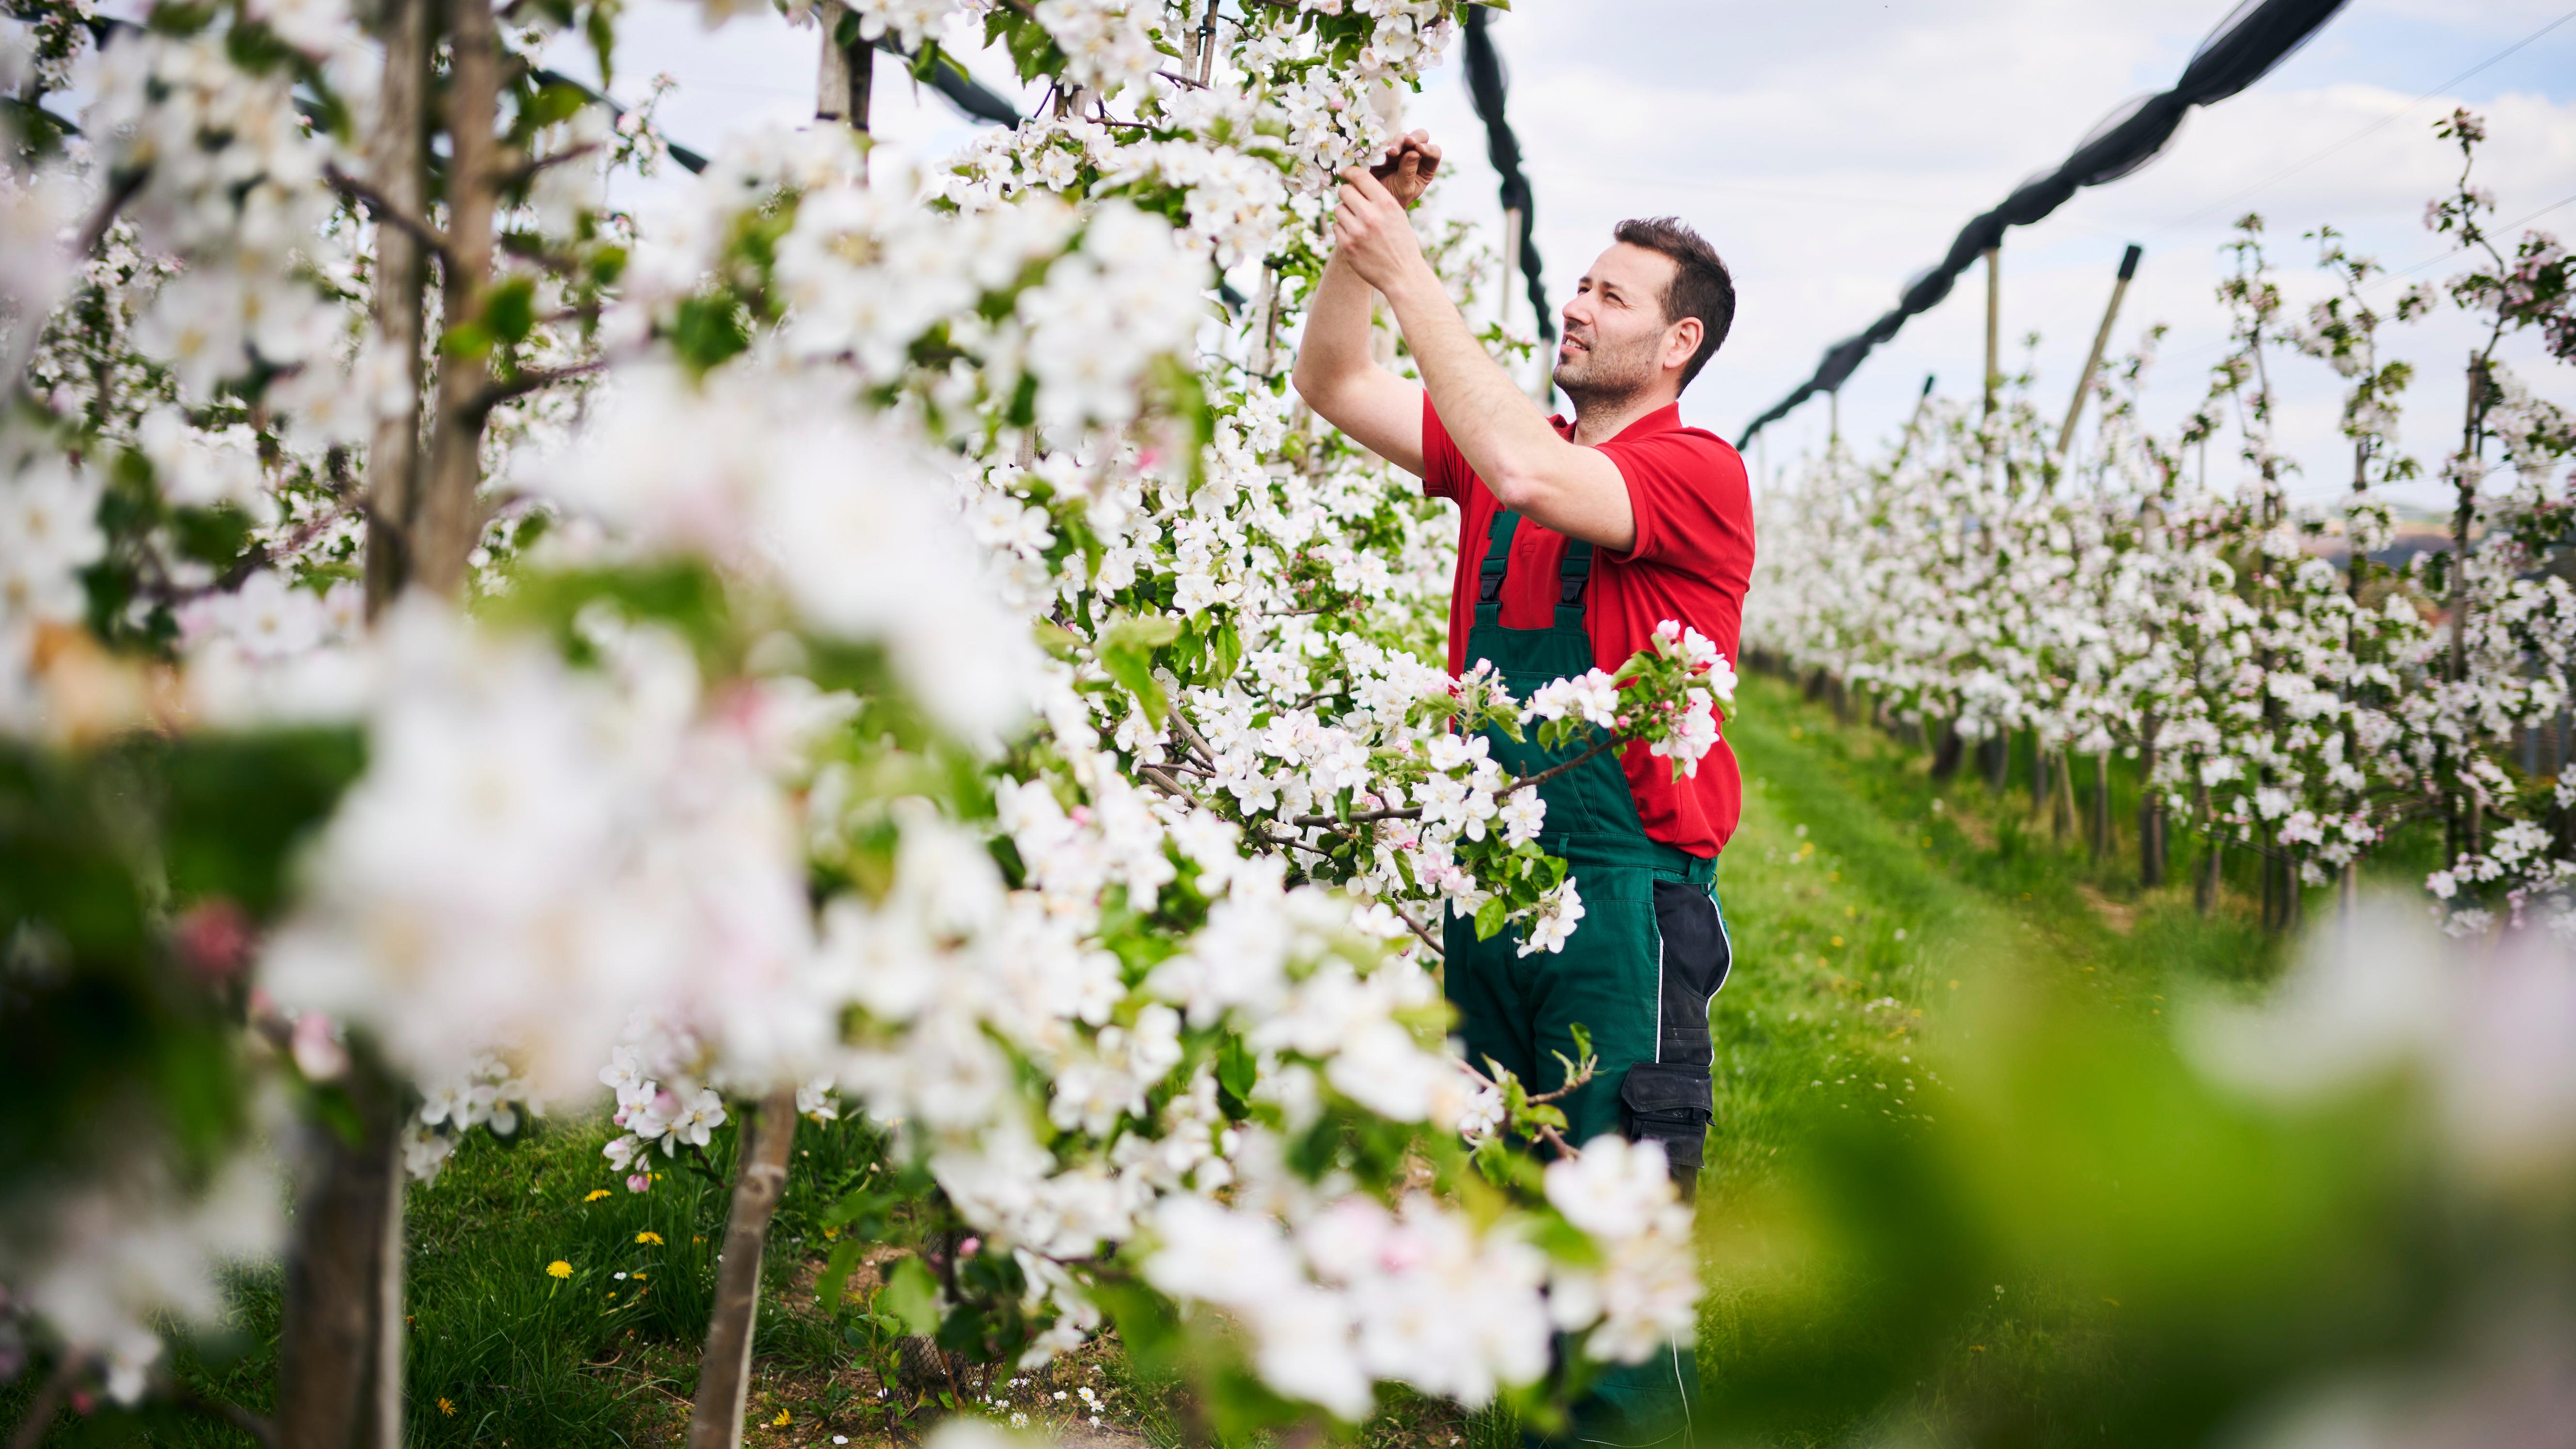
[1551, 330, 1659, 414]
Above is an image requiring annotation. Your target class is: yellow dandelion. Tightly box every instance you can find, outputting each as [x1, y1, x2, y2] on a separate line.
[632, 1272, 648, 1281]
[772, 1409, 793, 1427]
[584, 1188, 612, 1203]
[438, 1398, 457, 1417]
[546, 1260, 573, 1279]
[635, 1230, 665, 1245]
[822, 1226, 840, 1241]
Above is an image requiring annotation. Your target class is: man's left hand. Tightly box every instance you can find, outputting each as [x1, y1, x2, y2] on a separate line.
[1331, 166, 1428, 297]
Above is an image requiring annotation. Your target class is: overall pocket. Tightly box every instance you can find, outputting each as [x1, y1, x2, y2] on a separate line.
[1622, 881, 1732, 1193]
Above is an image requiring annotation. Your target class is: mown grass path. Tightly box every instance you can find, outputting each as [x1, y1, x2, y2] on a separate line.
[1702, 668, 2285, 1195]
[1689, 669, 2304, 1446]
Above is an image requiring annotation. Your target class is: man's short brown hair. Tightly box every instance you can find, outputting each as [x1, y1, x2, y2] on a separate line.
[1613, 217, 1735, 391]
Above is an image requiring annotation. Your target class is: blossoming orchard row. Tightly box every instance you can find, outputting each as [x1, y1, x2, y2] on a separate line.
[1745, 110, 2575, 937]
[0, 0, 1734, 1437]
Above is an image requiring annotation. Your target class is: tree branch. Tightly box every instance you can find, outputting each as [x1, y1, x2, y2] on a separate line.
[7, 1357, 74, 1449]
[1391, 904, 1444, 959]
[472, 356, 609, 415]
[501, 139, 603, 187]
[324, 163, 453, 264]
[1286, 734, 1626, 830]
[161, 1376, 279, 1449]
[1499, 733, 1624, 798]
[77, 166, 148, 258]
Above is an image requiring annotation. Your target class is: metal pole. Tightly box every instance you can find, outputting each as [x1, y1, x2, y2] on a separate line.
[1982, 244, 2001, 418]
[2056, 243, 2142, 456]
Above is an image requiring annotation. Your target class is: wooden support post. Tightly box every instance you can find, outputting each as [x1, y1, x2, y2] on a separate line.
[2056, 243, 2141, 457]
[1982, 244, 2001, 418]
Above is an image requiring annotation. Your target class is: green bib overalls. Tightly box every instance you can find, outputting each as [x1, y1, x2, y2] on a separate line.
[1442, 509, 1733, 1448]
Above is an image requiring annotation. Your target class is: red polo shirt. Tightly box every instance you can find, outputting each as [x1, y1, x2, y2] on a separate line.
[1422, 397, 1754, 858]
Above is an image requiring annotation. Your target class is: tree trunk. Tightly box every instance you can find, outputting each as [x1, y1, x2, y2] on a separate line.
[2089, 752, 2110, 862]
[359, 0, 432, 614]
[2138, 716, 2164, 888]
[1931, 720, 1963, 781]
[687, 1089, 802, 1449]
[412, 0, 503, 599]
[277, 1076, 405, 1449]
[2195, 786, 2220, 917]
[813, 0, 875, 131]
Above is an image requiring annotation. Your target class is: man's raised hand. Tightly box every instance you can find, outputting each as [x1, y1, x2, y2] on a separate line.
[1331, 165, 1428, 295]
[1368, 129, 1441, 209]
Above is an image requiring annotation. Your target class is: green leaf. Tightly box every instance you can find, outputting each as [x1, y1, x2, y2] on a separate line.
[879, 1256, 943, 1338]
[1032, 618, 1084, 661]
[814, 1238, 865, 1310]
[1474, 895, 1508, 941]
[1216, 1033, 1257, 1120]
[1098, 614, 1182, 726]
[527, 80, 589, 130]
[484, 275, 537, 344]
[669, 295, 751, 373]
[586, 9, 616, 90]
[1209, 617, 1243, 684]
[440, 320, 496, 361]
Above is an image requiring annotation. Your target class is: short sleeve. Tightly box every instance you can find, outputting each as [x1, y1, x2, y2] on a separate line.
[1598, 432, 1750, 571]
[1421, 394, 1467, 501]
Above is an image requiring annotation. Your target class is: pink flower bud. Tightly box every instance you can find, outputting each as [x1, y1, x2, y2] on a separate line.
[291, 1012, 348, 1081]
[627, 1174, 652, 1193]
[174, 898, 254, 983]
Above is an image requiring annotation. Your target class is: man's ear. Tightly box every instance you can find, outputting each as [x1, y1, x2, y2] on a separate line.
[1664, 316, 1703, 377]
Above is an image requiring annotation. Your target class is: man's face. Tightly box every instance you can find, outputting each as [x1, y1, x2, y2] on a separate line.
[1553, 242, 1681, 406]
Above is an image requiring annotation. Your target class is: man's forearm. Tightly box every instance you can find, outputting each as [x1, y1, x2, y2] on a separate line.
[1379, 265, 1562, 494]
[1379, 260, 1634, 549]
[1292, 251, 1381, 404]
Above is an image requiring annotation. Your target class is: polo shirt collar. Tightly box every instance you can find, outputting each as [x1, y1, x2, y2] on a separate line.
[1549, 402, 1686, 444]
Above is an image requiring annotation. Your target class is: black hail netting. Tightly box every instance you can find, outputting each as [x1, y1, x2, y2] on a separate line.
[1464, 6, 1556, 344]
[1736, 0, 2349, 448]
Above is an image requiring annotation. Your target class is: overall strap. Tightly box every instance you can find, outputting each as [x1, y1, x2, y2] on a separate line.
[1555, 538, 1594, 625]
[1475, 509, 1521, 613]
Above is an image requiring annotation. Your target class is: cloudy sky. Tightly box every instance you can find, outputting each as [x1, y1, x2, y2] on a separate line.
[589, 0, 2576, 512]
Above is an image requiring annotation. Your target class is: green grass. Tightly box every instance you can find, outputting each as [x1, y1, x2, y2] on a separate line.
[12, 667, 2367, 1448]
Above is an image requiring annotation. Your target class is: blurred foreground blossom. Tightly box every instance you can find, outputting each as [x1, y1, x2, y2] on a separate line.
[2190, 898, 2576, 1187]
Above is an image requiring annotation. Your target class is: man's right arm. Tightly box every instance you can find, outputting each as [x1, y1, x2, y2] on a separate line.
[1291, 245, 1429, 479]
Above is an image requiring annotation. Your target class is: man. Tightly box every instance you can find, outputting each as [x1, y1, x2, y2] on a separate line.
[1293, 134, 1753, 1447]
